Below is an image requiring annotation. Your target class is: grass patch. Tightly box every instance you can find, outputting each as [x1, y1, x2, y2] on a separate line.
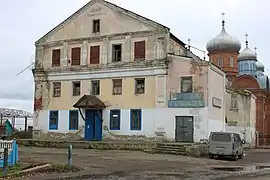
[0, 163, 80, 179]
[0, 164, 24, 177]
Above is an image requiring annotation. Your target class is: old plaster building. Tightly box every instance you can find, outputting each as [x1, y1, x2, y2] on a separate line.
[207, 17, 270, 145]
[225, 88, 256, 147]
[32, 0, 227, 142]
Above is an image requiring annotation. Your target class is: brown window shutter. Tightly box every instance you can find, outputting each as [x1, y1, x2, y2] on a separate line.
[52, 49, 61, 66]
[90, 46, 100, 64]
[71, 47, 81, 65]
[134, 41, 145, 60]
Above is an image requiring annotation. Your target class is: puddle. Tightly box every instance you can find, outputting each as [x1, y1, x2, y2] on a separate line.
[211, 165, 270, 172]
[211, 166, 244, 171]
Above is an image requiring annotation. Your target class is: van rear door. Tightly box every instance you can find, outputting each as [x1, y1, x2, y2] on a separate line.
[209, 133, 233, 155]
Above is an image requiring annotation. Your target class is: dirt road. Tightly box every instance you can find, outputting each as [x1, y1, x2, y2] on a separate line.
[17, 147, 270, 179]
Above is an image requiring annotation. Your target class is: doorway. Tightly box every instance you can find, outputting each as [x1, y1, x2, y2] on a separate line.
[84, 109, 103, 141]
[175, 116, 194, 142]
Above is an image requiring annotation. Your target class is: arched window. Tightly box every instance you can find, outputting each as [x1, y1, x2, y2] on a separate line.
[217, 57, 223, 67]
[230, 57, 234, 67]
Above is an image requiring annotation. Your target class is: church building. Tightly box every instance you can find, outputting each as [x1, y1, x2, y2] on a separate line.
[206, 15, 270, 145]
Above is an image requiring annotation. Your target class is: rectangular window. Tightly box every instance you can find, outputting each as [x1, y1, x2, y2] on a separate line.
[217, 57, 223, 67]
[53, 82, 61, 97]
[181, 76, 192, 93]
[134, 41, 146, 60]
[72, 81, 81, 96]
[91, 80, 100, 95]
[52, 49, 61, 67]
[112, 44, 122, 62]
[69, 110, 79, 130]
[71, 47, 81, 65]
[93, 19, 100, 33]
[112, 79, 122, 95]
[90, 46, 100, 64]
[49, 110, 58, 130]
[130, 109, 142, 130]
[231, 93, 238, 109]
[135, 78, 145, 94]
[230, 57, 234, 67]
[110, 110, 121, 130]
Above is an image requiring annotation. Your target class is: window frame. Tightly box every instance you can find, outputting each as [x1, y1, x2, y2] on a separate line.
[130, 109, 142, 130]
[49, 110, 59, 130]
[52, 49, 61, 67]
[230, 93, 238, 109]
[71, 47, 81, 66]
[112, 79, 122, 95]
[217, 57, 223, 67]
[181, 76, 193, 93]
[93, 19, 100, 33]
[230, 57, 234, 67]
[110, 109, 121, 130]
[53, 82, 61, 97]
[135, 78, 145, 94]
[72, 81, 81, 96]
[69, 110, 79, 130]
[112, 44, 122, 62]
[91, 80, 100, 95]
[134, 40, 146, 60]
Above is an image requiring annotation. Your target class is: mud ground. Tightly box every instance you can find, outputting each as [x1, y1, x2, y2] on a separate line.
[17, 147, 270, 179]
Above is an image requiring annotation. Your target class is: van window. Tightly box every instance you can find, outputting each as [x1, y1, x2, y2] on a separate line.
[211, 133, 231, 142]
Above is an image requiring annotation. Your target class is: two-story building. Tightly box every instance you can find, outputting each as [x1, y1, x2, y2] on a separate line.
[32, 0, 227, 142]
[225, 87, 256, 147]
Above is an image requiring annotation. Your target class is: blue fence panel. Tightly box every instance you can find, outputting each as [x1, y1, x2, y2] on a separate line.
[0, 140, 18, 167]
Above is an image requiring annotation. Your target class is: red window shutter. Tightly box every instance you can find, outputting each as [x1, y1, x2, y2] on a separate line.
[52, 49, 61, 66]
[134, 41, 145, 60]
[71, 47, 81, 65]
[90, 46, 100, 64]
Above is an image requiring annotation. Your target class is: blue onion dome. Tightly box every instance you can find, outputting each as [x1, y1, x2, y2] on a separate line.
[238, 38, 257, 61]
[256, 61, 265, 72]
[206, 20, 241, 53]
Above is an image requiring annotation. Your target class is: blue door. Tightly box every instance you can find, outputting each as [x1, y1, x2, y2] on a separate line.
[84, 109, 103, 141]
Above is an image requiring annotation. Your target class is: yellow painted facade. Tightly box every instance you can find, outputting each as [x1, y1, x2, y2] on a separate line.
[47, 76, 157, 110]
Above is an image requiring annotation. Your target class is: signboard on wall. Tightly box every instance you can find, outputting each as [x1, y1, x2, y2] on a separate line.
[212, 97, 222, 108]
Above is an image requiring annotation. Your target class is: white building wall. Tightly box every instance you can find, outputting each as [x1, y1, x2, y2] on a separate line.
[38, 107, 224, 142]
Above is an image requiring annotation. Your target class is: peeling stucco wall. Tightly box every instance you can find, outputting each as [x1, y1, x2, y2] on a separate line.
[166, 55, 208, 103]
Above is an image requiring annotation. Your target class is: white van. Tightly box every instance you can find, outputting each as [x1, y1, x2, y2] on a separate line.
[208, 132, 245, 160]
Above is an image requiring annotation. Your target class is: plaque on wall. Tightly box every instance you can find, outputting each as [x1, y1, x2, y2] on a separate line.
[212, 97, 222, 108]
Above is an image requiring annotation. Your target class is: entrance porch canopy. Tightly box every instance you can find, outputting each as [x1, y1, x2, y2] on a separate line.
[73, 95, 106, 109]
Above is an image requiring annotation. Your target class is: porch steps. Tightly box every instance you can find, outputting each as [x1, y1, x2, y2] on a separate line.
[153, 143, 192, 155]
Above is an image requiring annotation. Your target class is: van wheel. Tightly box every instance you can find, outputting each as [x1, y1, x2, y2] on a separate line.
[239, 153, 243, 159]
[232, 155, 238, 161]
[209, 155, 214, 159]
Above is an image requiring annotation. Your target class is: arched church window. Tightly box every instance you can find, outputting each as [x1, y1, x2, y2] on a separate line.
[230, 57, 234, 67]
[217, 57, 223, 67]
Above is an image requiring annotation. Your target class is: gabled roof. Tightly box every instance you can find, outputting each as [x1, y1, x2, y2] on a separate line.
[35, 0, 169, 45]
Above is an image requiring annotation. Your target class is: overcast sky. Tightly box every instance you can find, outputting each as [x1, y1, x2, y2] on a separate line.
[0, 0, 269, 112]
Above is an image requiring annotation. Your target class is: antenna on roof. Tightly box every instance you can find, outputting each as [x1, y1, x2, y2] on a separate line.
[16, 55, 35, 76]
[188, 38, 191, 51]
